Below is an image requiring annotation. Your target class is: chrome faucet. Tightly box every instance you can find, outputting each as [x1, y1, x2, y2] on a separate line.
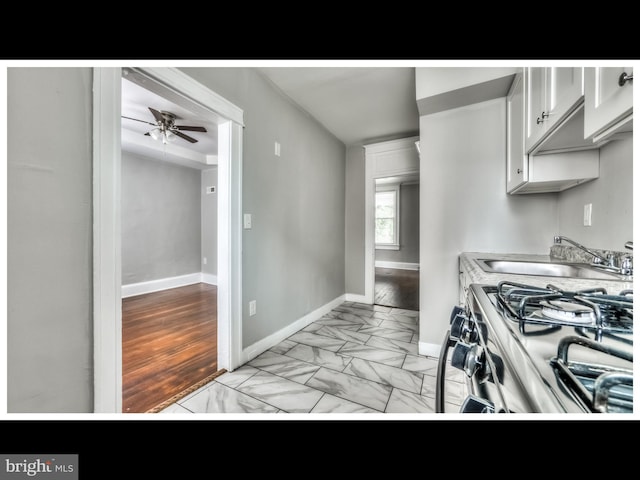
[553, 236, 633, 277]
[553, 235, 611, 265]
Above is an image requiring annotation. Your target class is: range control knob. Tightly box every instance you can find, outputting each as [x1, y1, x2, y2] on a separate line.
[451, 342, 484, 378]
[450, 314, 468, 341]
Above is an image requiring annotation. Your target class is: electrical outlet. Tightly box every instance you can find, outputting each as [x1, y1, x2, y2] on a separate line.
[249, 300, 257, 316]
[583, 203, 592, 227]
[206, 186, 216, 194]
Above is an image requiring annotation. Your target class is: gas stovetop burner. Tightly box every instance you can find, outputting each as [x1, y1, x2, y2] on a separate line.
[540, 300, 596, 323]
[495, 281, 633, 335]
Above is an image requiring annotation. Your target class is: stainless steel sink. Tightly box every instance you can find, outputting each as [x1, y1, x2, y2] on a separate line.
[476, 259, 625, 280]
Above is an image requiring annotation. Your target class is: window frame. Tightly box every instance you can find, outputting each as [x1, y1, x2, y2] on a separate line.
[374, 184, 400, 250]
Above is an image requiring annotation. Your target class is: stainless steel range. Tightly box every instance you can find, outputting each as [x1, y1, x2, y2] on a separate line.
[436, 281, 633, 414]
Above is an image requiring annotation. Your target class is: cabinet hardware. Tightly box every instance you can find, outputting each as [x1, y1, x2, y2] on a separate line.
[537, 111, 550, 124]
[516, 168, 522, 174]
[618, 72, 633, 86]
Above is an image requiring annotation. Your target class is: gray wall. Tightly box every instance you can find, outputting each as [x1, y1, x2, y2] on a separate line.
[419, 98, 559, 348]
[376, 183, 420, 264]
[7, 68, 94, 412]
[557, 137, 633, 251]
[201, 168, 218, 276]
[121, 152, 202, 285]
[345, 145, 366, 294]
[180, 68, 346, 348]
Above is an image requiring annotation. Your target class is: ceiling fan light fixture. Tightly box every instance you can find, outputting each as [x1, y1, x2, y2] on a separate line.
[164, 130, 176, 144]
[149, 128, 162, 141]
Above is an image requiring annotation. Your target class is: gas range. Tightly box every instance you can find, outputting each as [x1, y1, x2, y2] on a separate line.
[437, 281, 633, 414]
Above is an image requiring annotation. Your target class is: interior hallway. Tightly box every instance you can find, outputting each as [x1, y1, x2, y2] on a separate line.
[159, 301, 466, 414]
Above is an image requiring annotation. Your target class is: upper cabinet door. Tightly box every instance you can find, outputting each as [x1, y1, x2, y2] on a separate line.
[507, 72, 527, 193]
[584, 66, 634, 140]
[544, 67, 584, 132]
[525, 67, 584, 153]
[525, 67, 546, 151]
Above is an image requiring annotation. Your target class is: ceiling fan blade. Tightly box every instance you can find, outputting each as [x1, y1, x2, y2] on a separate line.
[148, 107, 164, 123]
[171, 130, 198, 143]
[175, 125, 207, 132]
[122, 115, 156, 126]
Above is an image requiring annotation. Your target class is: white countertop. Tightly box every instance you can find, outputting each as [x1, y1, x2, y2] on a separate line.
[460, 252, 634, 294]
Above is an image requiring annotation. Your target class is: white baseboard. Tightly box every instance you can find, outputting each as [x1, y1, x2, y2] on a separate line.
[419, 342, 441, 358]
[201, 273, 218, 286]
[241, 294, 347, 364]
[122, 272, 217, 298]
[375, 261, 420, 271]
[345, 293, 370, 304]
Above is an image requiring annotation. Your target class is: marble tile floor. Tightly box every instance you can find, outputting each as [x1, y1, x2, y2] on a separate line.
[159, 302, 468, 415]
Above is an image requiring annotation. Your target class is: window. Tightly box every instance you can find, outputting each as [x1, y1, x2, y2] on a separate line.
[375, 185, 399, 250]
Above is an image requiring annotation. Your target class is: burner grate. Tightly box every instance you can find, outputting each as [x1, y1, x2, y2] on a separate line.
[496, 281, 633, 336]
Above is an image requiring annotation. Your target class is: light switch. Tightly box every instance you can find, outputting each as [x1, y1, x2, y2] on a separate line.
[244, 213, 252, 229]
[583, 203, 592, 227]
[275, 141, 281, 157]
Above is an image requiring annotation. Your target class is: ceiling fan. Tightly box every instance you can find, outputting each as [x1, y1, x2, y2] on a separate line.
[122, 107, 207, 144]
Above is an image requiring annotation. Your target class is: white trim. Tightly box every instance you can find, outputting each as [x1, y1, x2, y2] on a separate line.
[419, 341, 441, 358]
[121, 273, 202, 298]
[201, 273, 218, 286]
[375, 261, 420, 271]
[217, 121, 244, 372]
[345, 293, 369, 304]
[364, 153, 375, 306]
[240, 295, 346, 365]
[93, 67, 123, 414]
[93, 67, 244, 412]
[126, 68, 244, 127]
[364, 136, 420, 306]
[375, 245, 400, 251]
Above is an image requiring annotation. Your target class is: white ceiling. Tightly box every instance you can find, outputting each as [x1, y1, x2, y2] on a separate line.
[257, 67, 419, 146]
[120, 67, 420, 167]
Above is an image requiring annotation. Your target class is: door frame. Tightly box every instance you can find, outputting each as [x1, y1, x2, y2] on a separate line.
[363, 137, 420, 306]
[92, 67, 244, 413]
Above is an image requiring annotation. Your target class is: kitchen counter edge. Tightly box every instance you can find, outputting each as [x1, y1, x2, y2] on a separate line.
[459, 252, 634, 293]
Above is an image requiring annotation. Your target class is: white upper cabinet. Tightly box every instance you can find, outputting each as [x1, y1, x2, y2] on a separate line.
[525, 67, 584, 153]
[525, 67, 547, 149]
[508, 69, 599, 195]
[507, 72, 527, 193]
[584, 66, 633, 142]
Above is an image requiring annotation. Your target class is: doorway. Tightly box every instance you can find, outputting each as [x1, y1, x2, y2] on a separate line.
[119, 72, 222, 412]
[363, 136, 420, 309]
[373, 175, 420, 311]
[93, 67, 244, 413]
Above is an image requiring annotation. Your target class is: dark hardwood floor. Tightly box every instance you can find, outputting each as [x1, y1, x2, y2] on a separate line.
[374, 267, 419, 311]
[122, 283, 218, 413]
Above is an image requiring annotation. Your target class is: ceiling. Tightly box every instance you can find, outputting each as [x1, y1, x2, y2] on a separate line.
[257, 67, 419, 146]
[120, 67, 420, 167]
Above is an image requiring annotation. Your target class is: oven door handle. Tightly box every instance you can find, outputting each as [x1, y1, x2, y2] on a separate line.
[436, 329, 456, 413]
